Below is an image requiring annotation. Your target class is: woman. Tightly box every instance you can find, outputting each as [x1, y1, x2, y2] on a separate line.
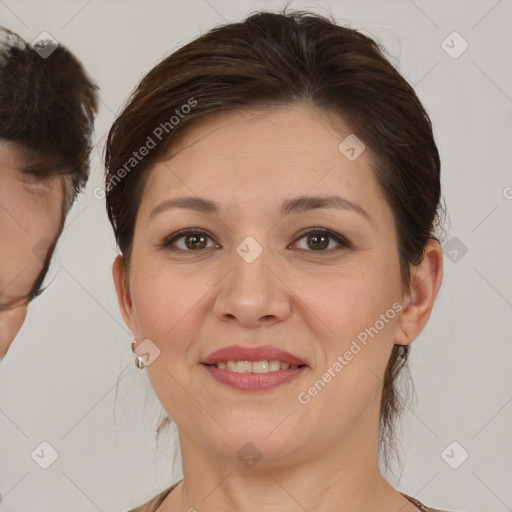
[105, 10, 450, 512]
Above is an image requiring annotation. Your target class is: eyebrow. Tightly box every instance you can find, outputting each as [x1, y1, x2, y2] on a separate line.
[149, 194, 371, 222]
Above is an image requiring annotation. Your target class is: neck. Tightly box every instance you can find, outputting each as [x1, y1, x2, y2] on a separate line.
[162, 410, 416, 512]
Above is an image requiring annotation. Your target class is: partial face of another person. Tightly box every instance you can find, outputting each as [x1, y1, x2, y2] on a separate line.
[114, 104, 436, 467]
[0, 142, 65, 359]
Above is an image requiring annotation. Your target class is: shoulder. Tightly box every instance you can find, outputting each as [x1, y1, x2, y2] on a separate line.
[401, 492, 457, 512]
[125, 479, 182, 512]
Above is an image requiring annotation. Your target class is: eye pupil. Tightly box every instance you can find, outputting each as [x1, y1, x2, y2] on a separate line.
[308, 234, 329, 250]
[186, 234, 207, 250]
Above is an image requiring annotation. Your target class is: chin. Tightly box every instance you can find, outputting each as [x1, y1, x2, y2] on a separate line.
[209, 421, 304, 460]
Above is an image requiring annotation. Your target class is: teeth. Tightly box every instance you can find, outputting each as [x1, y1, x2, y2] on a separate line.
[238, 361, 252, 373]
[253, 360, 269, 373]
[268, 360, 282, 371]
[211, 360, 300, 373]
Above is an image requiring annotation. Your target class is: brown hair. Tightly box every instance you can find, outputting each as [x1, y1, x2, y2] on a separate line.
[0, 27, 99, 306]
[105, 9, 445, 471]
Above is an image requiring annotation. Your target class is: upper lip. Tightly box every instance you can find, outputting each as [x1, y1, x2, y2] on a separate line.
[202, 345, 308, 366]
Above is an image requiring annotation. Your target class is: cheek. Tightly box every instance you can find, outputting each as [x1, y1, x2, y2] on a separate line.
[313, 281, 399, 397]
[0, 189, 63, 298]
[130, 264, 209, 341]
[0, 220, 42, 300]
[293, 251, 402, 344]
[296, 254, 402, 406]
[325, 278, 400, 346]
[0, 179, 63, 239]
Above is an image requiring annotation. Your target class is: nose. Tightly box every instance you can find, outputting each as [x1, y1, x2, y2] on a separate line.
[212, 244, 291, 329]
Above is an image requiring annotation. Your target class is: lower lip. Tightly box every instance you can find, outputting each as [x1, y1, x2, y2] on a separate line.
[201, 364, 307, 391]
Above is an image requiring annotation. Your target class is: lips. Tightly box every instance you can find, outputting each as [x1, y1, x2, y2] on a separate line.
[201, 344, 308, 367]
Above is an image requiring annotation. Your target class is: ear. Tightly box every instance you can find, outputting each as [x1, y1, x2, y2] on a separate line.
[394, 238, 443, 346]
[112, 255, 138, 337]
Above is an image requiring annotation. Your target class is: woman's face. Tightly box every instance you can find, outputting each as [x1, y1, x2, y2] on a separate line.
[0, 143, 64, 357]
[115, 104, 417, 465]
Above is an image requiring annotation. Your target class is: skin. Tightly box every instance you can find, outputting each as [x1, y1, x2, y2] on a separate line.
[113, 103, 443, 512]
[0, 142, 65, 360]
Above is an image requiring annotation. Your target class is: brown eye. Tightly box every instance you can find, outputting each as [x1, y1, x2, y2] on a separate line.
[306, 233, 329, 250]
[292, 228, 352, 253]
[184, 233, 208, 250]
[162, 229, 217, 251]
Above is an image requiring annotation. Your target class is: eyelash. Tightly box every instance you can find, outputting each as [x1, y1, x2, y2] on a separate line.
[160, 228, 353, 254]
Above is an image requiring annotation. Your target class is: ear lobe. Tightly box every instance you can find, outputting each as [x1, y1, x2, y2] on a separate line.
[112, 255, 136, 335]
[394, 239, 443, 347]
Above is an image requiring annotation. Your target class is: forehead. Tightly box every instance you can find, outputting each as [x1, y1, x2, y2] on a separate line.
[138, 104, 389, 222]
[168, 103, 352, 162]
[147, 105, 372, 191]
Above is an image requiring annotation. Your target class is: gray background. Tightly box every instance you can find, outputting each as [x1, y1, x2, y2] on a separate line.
[0, 0, 511, 511]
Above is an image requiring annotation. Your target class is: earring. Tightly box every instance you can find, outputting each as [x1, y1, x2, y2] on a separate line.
[132, 339, 145, 369]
